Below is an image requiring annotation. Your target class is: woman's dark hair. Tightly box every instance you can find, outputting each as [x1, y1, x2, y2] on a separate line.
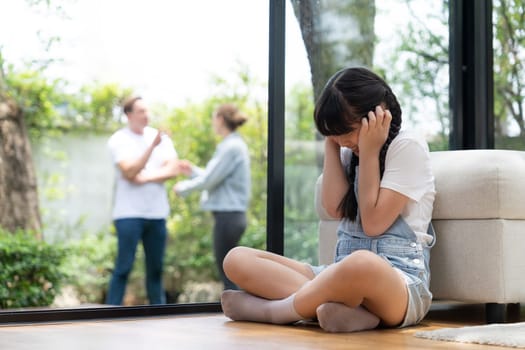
[314, 67, 402, 221]
[215, 103, 248, 131]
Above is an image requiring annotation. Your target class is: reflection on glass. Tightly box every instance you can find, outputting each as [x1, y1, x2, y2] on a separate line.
[0, 0, 268, 310]
[283, 0, 450, 262]
[493, 0, 525, 150]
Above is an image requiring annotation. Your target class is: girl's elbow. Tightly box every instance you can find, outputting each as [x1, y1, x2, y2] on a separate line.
[361, 220, 384, 237]
[326, 208, 341, 220]
[322, 200, 341, 219]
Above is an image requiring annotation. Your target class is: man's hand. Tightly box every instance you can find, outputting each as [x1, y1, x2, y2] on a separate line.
[177, 160, 193, 176]
[152, 130, 163, 147]
[163, 159, 192, 178]
[118, 131, 164, 181]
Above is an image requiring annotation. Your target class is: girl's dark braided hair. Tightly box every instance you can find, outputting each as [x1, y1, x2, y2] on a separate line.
[313, 67, 402, 221]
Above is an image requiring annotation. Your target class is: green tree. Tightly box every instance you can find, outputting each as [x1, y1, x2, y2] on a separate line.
[383, 0, 525, 150]
[283, 83, 319, 263]
[381, 0, 449, 150]
[285, 1, 378, 262]
[0, 0, 69, 236]
[67, 82, 133, 132]
[290, 0, 377, 171]
[0, 54, 43, 235]
[4, 67, 68, 139]
[290, 0, 376, 101]
[285, 83, 315, 141]
[494, 0, 525, 139]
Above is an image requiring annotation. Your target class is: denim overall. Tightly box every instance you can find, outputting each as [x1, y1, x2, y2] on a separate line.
[314, 167, 436, 327]
[337, 213, 435, 327]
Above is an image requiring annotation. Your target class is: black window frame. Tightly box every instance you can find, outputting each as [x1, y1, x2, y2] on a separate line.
[0, 0, 493, 324]
[449, 0, 494, 149]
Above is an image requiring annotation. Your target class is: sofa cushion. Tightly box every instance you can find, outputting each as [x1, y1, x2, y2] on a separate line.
[430, 218, 525, 302]
[430, 150, 525, 220]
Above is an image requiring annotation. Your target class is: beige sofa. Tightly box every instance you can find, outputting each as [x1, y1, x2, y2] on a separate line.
[316, 149, 525, 323]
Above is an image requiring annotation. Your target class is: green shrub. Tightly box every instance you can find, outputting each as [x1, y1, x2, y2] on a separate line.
[0, 229, 67, 309]
[61, 229, 117, 304]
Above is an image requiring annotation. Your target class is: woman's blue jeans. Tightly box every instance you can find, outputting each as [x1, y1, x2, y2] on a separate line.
[106, 218, 167, 305]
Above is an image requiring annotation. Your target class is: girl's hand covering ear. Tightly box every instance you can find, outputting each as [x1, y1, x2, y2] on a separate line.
[358, 106, 392, 157]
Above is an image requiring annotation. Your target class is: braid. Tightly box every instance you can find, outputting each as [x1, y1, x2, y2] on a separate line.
[338, 155, 359, 219]
[379, 121, 401, 177]
[379, 88, 402, 177]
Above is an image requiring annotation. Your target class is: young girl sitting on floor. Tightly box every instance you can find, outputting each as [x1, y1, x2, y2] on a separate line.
[220, 67, 436, 333]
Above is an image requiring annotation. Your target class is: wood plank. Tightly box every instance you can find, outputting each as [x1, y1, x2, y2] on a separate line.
[0, 302, 522, 350]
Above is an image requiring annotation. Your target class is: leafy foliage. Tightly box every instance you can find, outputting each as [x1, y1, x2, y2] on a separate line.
[60, 230, 117, 304]
[2, 59, 132, 139]
[66, 82, 133, 132]
[286, 83, 316, 141]
[378, 0, 449, 147]
[3, 67, 67, 140]
[0, 228, 67, 308]
[493, 0, 525, 139]
[283, 83, 320, 264]
[382, 0, 525, 150]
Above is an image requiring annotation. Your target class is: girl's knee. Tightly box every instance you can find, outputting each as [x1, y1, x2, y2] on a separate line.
[336, 250, 382, 279]
[223, 246, 250, 273]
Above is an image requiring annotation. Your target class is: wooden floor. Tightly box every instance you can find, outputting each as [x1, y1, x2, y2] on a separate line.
[0, 302, 523, 350]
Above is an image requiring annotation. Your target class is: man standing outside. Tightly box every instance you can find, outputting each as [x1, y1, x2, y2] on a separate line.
[106, 96, 183, 305]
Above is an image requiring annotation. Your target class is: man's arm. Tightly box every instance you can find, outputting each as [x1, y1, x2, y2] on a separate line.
[118, 131, 162, 180]
[133, 158, 190, 184]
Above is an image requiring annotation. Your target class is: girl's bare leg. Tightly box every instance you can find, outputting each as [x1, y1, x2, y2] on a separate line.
[296, 250, 408, 327]
[221, 246, 316, 324]
[222, 246, 315, 299]
[221, 291, 304, 324]
[222, 248, 408, 330]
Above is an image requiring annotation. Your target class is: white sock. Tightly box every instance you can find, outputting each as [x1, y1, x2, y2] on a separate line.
[221, 290, 303, 325]
[316, 302, 380, 333]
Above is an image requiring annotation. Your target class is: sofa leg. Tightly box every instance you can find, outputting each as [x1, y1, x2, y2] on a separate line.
[507, 303, 521, 321]
[485, 303, 506, 323]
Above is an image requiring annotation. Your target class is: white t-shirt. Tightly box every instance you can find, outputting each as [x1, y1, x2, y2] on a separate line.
[342, 130, 436, 244]
[108, 126, 177, 219]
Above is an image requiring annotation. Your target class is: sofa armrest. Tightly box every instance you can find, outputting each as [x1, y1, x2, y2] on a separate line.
[315, 174, 340, 265]
[315, 174, 338, 221]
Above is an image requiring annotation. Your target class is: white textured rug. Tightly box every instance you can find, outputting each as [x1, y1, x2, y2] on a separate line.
[415, 322, 525, 348]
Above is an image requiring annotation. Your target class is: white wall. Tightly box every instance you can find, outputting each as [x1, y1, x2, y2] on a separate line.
[33, 133, 114, 240]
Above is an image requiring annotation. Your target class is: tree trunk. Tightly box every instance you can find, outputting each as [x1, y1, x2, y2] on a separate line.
[0, 98, 42, 237]
[291, 0, 376, 102]
[290, 0, 376, 168]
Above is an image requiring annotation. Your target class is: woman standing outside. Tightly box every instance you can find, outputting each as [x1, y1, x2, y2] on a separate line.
[173, 103, 251, 290]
